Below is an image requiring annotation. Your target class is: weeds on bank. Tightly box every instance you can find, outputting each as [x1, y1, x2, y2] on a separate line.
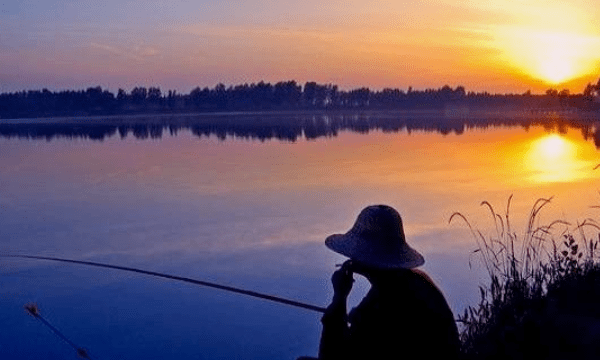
[451, 196, 600, 359]
[24, 303, 92, 359]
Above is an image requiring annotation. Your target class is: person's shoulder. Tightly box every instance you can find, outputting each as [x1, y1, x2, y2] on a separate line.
[406, 269, 448, 301]
[410, 268, 435, 284]
[407, 268, 442, 292]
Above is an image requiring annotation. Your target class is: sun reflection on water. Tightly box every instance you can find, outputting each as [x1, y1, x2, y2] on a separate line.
[525, 134, 592, 183]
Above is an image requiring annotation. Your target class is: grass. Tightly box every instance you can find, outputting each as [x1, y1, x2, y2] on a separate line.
[24, 303, 92, 359]
[451, 196, 600, 359]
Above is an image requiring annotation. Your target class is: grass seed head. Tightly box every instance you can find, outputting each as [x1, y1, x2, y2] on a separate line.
[24, 303, 40, 317]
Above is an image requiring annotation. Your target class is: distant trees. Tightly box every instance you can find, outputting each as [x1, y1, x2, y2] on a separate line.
[303, 82, 338, 107]
[1, 78, 599, 119]
[274, 81, 302, 107]
[583, 79, 600, 101]
[0, 87, 118, 118]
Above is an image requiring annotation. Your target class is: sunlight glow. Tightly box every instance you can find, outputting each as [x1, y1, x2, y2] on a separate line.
[539, 55, 574, 85]
[493, 28, 600, 84]
[538, 134, 567, 159]
[525, 134, 590, 183]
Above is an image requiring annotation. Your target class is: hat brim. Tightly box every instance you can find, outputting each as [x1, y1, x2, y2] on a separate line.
[325, 233, 425, 269]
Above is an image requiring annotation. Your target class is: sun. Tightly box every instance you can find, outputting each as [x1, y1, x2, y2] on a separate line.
[538, 54, 574, 85]
[529, 32, 588, 84]
[493, 27, 600, 85]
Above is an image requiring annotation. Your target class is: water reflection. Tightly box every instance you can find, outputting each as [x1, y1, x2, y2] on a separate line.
[3, 113, 600, 359]
[2, 112, 600, 148]
[525, 134, 596, 183]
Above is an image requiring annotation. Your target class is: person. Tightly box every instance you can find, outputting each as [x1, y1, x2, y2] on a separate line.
[317, 205, 460, 359]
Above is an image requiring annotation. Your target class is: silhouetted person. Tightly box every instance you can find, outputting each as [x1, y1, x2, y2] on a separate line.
[317, 205, 459, 359]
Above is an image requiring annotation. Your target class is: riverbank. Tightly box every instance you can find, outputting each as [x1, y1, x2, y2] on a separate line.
[1, 108, 599, 124]
[455, 198, 600, 358]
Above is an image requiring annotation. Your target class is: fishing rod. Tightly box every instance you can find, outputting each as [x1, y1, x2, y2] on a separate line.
[2, 254, 327, 313]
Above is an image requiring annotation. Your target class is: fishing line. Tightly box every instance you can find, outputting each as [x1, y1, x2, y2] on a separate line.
[2, 254, 326, 313]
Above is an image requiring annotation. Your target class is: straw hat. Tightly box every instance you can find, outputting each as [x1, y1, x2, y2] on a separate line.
[325, 205, 424, 269]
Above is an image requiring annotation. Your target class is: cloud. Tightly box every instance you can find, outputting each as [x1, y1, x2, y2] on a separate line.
[90, 42, 159, 62]
[459, 0, 597, 33]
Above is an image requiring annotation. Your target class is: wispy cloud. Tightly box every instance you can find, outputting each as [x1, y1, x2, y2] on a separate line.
[177, 22, 489, 53]
[89, 42, 159, 62]
[459, 0, 597, 33]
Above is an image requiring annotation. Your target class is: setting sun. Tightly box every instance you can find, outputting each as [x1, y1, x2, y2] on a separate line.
[493, 28, 600, 85]
[539, 54, 575, 85]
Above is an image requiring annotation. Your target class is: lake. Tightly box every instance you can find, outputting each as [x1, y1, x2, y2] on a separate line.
[2, 111, 600, 359]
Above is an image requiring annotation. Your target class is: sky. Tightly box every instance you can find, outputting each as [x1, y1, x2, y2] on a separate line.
[2, 0, 600, 94]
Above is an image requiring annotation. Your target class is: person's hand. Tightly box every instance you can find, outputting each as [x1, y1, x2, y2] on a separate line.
[331, 260, 354, 299]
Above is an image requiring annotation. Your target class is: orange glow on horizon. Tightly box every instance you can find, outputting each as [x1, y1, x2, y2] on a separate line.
[496, 29, 600, 85]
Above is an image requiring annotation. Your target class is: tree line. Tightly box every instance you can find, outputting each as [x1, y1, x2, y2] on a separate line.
[1, 79, 599, 119]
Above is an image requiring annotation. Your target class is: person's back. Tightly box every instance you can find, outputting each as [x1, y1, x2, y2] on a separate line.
[347, 269, 459, 359]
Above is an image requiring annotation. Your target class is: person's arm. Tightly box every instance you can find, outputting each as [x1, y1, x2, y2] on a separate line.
[318, 261, 354, 359]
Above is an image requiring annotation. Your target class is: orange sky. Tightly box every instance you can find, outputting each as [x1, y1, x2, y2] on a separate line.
[2, 0, 600, 93]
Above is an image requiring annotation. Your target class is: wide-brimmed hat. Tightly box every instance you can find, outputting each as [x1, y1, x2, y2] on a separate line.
[325, 205, 424, 269]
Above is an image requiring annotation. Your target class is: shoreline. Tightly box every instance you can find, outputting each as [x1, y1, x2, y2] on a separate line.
[1, 108, 599, 125]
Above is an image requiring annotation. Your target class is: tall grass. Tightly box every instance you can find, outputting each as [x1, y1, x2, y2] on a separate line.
[24, 303, 92, 359]
[451, 196, 600, 359]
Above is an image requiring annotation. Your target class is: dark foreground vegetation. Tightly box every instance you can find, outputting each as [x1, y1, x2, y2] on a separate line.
[1, 78, 600, 119]
[453, 197, 600, 359]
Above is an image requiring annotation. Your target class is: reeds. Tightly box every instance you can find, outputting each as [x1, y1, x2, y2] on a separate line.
[24, 303, 93, 359]
[451, 196, 600, 359]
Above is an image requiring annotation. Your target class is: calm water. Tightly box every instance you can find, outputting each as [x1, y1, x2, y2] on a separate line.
[2, 112, 600, 359]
